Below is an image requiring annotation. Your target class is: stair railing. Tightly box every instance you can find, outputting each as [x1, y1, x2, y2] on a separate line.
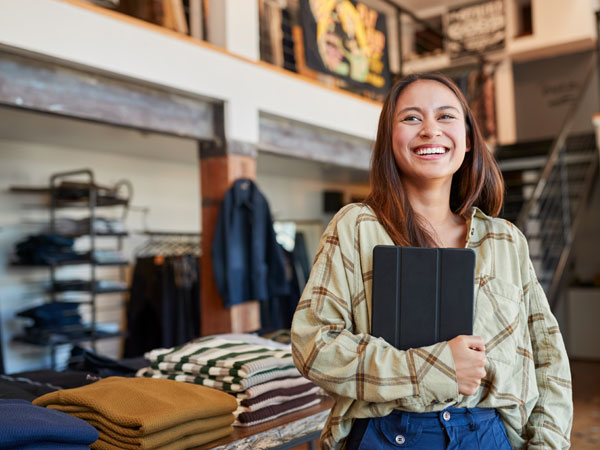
[515, 51, 599, 310]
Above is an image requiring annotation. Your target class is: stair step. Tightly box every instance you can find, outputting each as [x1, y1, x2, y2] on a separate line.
[495, 132, 595, 160]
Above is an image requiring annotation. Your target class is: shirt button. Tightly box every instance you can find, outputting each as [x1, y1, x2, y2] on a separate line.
[395, 434, 405, 445]
[470, 228, 475, 235]
[443, 411, 451, 421]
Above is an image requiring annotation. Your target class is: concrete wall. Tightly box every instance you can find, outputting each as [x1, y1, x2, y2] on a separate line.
[514, 51, 598, 142]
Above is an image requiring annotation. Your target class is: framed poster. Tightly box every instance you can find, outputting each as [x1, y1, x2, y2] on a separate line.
[300, 0, 391, 95]
[445, 0, 505, 58]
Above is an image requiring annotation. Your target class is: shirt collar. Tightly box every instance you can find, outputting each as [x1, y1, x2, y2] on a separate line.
[232, 178, 254, 208]
[462, 206, 490, 245]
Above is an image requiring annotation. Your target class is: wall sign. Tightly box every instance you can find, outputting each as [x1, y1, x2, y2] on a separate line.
[300, 0, 391, 94]
[446, 0, 505, 58]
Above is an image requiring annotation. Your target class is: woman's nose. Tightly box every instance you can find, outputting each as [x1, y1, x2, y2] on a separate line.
[419, 119, 442, 138]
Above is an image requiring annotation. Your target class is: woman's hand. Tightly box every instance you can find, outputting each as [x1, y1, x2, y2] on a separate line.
[448, 335, 486, 396]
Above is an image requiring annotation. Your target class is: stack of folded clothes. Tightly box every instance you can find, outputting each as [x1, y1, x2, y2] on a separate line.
[53, 217, 126, 236]
[0, 398, 98, 449]
[33, 376, 238, 449]
[16, 302, 84, 345]
[14, 234, 82, 265]
[13, 234, 127, 266]
[137, 335, 324, 427]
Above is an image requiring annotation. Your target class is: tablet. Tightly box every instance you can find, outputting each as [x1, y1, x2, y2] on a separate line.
[371, 246, 476, 350]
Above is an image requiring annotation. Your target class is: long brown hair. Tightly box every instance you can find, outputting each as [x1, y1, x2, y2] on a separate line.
[364, 73, 504, 247]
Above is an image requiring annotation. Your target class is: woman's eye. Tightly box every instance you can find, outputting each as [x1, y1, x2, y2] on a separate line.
[401, 115, 420, 122]
[439, 114, 455, 120]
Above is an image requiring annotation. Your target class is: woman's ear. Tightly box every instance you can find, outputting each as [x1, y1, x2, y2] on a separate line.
[466, 133, 472, 152]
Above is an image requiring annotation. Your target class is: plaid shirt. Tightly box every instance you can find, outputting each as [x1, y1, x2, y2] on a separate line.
[291, 204, 572, 449]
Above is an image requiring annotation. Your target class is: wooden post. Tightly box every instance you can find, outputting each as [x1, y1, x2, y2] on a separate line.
[199, 105, 261, 335]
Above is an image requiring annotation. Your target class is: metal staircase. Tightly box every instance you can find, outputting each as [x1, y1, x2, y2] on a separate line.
[496, 53, 600, 311]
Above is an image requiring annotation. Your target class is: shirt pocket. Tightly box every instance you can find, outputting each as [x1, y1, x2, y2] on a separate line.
[473, 277, 524, 365]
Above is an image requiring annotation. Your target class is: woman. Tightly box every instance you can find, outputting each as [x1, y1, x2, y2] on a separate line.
[291, 73, 572, 449]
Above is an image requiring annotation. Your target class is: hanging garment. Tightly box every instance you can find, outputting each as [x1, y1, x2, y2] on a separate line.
[123, 255, 200, 358]
[211, 178, 288, 307]
[260, 245, 302, 333]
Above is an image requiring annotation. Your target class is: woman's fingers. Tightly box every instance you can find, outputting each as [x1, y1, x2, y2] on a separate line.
[448, 335, 487, 396]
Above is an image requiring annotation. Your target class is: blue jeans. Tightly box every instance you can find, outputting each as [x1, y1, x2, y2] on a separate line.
[346, 407, 512, 449]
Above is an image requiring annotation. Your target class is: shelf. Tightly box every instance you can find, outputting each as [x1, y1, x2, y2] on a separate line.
[9, 186, 129, 208]
[10, 169, 131, 368]
[14, 329, 124, 347]
[54, 198, 129, 208]
[48, 283, 129, 295]
[56, 231, 128, 239]
[12, 258, 129, 268]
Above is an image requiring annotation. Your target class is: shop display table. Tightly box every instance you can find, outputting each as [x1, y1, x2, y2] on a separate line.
[195, 396, 334, 450]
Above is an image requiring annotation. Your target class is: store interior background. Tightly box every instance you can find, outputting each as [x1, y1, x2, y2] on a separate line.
[0, 0, 599, 446]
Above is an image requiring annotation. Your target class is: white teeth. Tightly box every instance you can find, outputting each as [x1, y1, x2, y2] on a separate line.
[415, 147, 447, 155]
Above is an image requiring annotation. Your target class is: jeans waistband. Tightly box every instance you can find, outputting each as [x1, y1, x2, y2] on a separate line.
[391, 407, 497, 423]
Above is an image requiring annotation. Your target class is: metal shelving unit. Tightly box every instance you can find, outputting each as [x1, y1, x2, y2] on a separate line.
[12, 169, 133, 368]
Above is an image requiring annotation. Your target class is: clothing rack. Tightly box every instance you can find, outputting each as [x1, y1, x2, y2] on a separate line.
[134, 230, 202, 257]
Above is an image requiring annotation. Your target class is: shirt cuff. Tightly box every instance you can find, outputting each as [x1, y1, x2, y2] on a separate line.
[416, 341, 459, 407]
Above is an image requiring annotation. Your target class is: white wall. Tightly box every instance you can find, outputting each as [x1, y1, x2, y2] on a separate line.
[0, 107, 200, 374]
[507, 0, 597, 60]
[256, 152, 370, 261]
[207, 0, 260, 61]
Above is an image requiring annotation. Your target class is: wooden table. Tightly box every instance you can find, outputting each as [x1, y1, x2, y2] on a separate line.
[195, 396, 334, 450]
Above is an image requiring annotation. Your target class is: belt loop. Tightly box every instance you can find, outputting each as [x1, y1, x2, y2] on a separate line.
[466, 408, 480, 431]
[400, 411, 410, 434]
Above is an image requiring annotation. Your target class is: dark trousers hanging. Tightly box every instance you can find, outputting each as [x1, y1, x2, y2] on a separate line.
[123, 255, 200, 358]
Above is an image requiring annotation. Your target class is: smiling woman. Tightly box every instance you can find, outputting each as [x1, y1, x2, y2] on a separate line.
[391, 80, 471, 216]
[290, 73, 573, 449]
[366, 73, 503, 249]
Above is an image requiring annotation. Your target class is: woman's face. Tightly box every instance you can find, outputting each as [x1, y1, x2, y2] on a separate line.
[391, 80, 470, 188]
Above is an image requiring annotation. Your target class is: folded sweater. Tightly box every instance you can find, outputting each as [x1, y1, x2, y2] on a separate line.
[235, 375, 313, 400]
[236, 386, 321, 413]
[66, 412, 233, 449]
[145, 337, 293, 378]
[137, 366, 300, 393]
[91, 425, 233, 450]
[239, 381, 318, 407]
[33, 377, 237, 435]
[234, 394, 322, 427]
[0, 398, 98, 448]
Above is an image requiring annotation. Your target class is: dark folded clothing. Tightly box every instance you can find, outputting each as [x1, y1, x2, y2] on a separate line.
[8, 443, 93, 449]
[16, 234, 74, 250]
[68, 346, 149, 378]
[0, 375, 58, 401]
[15, 234, 79, 265]
[25, 316, 82, 331]
[17, 326, 114, 346]
[17, 302, 82, 328]
[0, 399, 98, 447]
[8, 370, 96, 390]
[54, 181, 120, 203]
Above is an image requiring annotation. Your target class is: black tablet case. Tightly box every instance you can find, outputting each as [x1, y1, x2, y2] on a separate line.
[371, 246, 475, 350]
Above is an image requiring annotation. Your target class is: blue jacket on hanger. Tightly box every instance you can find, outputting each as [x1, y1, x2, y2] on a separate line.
[211, 178, 288, 307]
